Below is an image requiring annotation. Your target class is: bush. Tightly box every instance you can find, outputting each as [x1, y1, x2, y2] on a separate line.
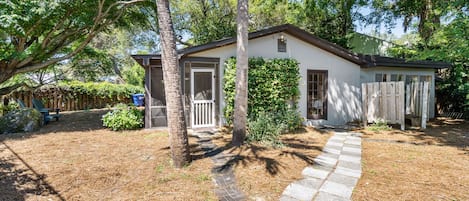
[275, 108, 304, 132]
[367, 118, 391, 132]
[223, 57, 300, 124]
[0, 101, 19, 116]
[247, 112, 285, 146]
[59, 81, 144, 99]
[102, 103, 143, 131]
[247, 109, 303, 146]
[0, 108, 42, 134]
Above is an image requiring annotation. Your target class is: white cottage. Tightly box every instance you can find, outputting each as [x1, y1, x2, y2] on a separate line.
[132, 24, 448, 129]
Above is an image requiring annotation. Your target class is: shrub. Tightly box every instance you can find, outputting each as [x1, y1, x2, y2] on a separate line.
[0, 108, 42, 134]
[0, 101, 19, 116]
[367, 118, 391, 132]
[247, 112, 285, 146]
[102, 103, 143, 131]
[59, 81, 144, 99]
[247, 108, 303, 145]
[275, 108, 304, 132]
[223, 57, 300, 125]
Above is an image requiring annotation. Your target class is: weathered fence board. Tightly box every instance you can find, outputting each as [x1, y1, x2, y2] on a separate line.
[2, 88, 132, 112]
[362, 81, 405, 130]
[363, 81, 431, 130]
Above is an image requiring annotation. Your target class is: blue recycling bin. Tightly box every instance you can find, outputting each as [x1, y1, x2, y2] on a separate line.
[131, 94, 145, 106]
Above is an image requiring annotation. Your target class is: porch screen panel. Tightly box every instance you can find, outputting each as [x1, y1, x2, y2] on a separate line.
[307, 70, 328, 119]
[150, 67, 167, 127]
[193, 72, 212, 100]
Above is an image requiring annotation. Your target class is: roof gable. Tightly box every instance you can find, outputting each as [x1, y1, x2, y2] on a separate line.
[132, 24, 450, 69]
[180, 24, 366, 65]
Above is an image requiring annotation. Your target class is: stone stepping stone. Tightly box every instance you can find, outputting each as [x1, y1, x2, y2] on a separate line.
[280, 131, 363, 201]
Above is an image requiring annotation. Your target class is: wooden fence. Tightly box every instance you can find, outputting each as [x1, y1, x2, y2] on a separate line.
[362, 81, 431, 130]
[362, 81, 405, 130]
[3, 88, 133, 112]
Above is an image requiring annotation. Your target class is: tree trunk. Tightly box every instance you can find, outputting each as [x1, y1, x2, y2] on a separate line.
[155, 0, 191, 168]
[232, 0, 249, 146]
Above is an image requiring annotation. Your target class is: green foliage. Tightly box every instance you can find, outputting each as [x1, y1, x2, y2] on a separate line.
[0, 108, 42, 134]
[0, 101, 19, 116]
[246, 109, 303, 146]
[387, 14, 469, 114]
[247, 112, 285, 146]
[102, 103, 143, 131]
[0, 0, 148, 85]
[223, 57, 300, 125]
[275, 108, 304, 132]
[171, 0, 237, 45]
[69, 46, 115, 82]
[166, 0, 361, 48]
[367, 118, 391, 132]
[58, 81, 143, 99]
[123, 63, 145, 86]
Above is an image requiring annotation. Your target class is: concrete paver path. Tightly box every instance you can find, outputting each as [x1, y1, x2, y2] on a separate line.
[193, 130, 246, 201]
[280, 132, 362, 201]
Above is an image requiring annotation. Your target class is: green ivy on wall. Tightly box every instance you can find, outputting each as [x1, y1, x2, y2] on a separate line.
[223, 57, 300, 125]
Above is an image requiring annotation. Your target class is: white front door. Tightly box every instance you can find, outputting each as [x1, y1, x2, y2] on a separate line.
[191, 69, 215, 128]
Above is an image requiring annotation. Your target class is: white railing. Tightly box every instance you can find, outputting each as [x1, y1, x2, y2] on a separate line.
[192, 100, 215, 127]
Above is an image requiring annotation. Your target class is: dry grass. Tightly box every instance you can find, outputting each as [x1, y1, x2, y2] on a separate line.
[353, 118, 469, 200]
[212, 127, 333, 200]
[3, 109, 466, 201]
[0, 109, 216, 201]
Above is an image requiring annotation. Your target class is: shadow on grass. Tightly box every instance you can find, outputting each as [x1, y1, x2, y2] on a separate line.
[0, 142, 65, 201]
[361, 117, 469, 149]
[0, 109, 123, 143]
[192, 128, 328, 176]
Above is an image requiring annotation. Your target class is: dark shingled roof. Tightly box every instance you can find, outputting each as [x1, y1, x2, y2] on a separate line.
[360, 55, 450, 69]
[132, 24, 450, 69]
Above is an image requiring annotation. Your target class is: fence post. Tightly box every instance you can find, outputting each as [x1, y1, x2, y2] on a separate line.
[421, 82, 429, 129]
[362, 83, 367, 128]
[399, 82, 405, 130]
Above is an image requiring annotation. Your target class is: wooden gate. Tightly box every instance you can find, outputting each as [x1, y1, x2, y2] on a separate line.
[362, 81, 405, 130]
[362, 81, 431, 130]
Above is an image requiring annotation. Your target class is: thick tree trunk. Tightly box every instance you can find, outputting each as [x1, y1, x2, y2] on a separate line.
[155, 0, 191, 167]
[232, 0, 248, 146]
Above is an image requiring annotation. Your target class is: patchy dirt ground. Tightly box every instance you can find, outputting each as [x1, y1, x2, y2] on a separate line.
[353, 118, 469, 200]
[2, 109, 467, 201]
[212, 127, 333, 200]
[0, 109, 216, 201]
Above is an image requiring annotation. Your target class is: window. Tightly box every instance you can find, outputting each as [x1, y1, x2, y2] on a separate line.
[307, 70, 327, 119]
[375, 73, 387, 82]
[277, 39, 286, 52]
[376, 73, 404, 82]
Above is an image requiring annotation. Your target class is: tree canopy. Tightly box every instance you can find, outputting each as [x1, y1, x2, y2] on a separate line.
[0, 0, 147, 92]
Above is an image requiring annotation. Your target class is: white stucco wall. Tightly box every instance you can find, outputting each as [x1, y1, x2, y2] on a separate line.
[360, 67, 436, 118]
[189, 32, 363, 126]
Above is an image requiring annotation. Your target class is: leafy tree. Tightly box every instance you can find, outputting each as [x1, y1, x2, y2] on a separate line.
[367, 0, 468, 42]
[156, 0, 191, 168]
[0, 0, 146, 95]
[376, 2, 469, 114]
[171, 0, 237, 46]
[122, 63, 145, 86]
[418, 14, 469, 113]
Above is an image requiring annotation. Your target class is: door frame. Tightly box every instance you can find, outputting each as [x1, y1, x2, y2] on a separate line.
[190, 68, 216, 128]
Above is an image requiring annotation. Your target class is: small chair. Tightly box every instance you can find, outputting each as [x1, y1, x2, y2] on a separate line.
[32, 98, 61, 123]
[16, 99, 27, 108]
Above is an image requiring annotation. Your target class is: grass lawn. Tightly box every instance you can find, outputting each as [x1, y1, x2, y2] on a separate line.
[353, 118, 469, 200]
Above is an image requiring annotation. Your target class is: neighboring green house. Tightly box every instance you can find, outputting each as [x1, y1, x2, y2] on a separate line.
[348, 32, 395, 56]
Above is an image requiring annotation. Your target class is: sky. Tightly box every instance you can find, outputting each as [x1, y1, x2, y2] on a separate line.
[353, 6, 407, 39]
